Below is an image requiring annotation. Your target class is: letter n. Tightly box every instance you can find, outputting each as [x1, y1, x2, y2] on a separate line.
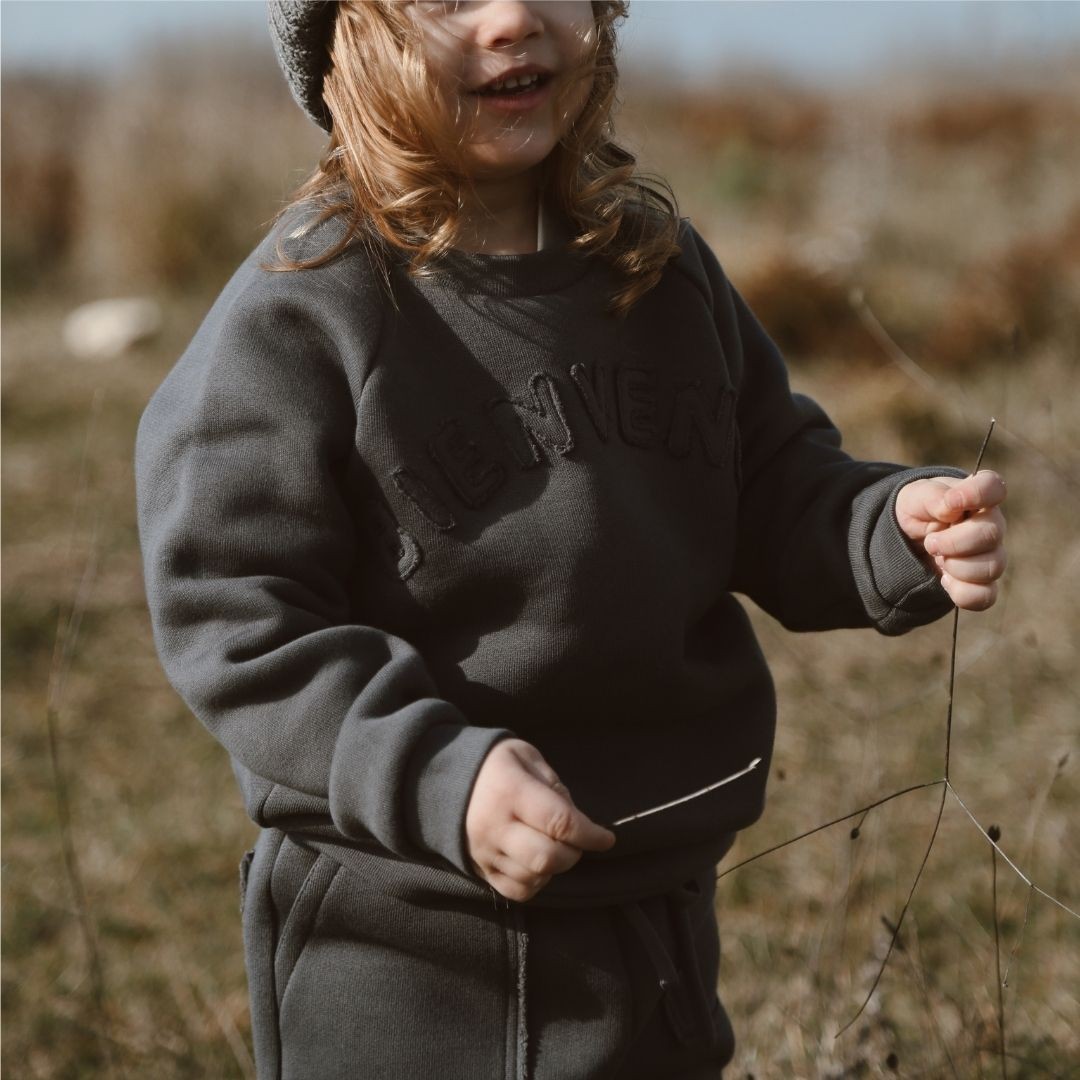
[667, 383, 738, 469]
[487, 372, 575, 469]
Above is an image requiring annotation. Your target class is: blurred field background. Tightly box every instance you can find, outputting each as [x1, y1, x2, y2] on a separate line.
[3, 2, 1079, 1077]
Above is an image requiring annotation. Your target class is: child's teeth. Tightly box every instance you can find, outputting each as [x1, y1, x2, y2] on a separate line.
[489, 74, 538, 93]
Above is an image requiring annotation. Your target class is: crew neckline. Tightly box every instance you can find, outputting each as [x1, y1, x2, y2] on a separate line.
[428, 244, 592, 298]
[277, 200, 594, 300]
[423, 195, 591, 298]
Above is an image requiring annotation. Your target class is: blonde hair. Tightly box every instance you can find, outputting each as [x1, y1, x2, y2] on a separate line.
[263, 0, 681, 318]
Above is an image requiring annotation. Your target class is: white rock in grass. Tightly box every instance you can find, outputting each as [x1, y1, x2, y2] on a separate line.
[62, 298, 162, 360]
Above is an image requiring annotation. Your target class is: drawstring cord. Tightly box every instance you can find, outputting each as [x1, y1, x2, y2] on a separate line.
[495, 891, 530, 1080]
[619, 880, 719, 1048]
[513, 904, 529, 1080]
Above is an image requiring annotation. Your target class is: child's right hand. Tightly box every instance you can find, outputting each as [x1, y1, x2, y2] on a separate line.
[465, 738, 616, 902]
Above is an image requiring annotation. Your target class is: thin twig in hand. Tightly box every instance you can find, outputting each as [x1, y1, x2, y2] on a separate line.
[611, 757, 762, 827]
[836, 417, 1050, 1036]
[710, 416, 1078, 1042]
[943, 608, 960, 781]
[972, 417, 996, 475]
[945, 417, 995, 782]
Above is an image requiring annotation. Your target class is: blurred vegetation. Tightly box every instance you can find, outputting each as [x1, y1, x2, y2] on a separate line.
[1, 41, 323, 301]
[3, 34, 1079, 1079]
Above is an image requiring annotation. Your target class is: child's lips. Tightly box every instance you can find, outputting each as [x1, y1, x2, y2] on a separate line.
[468, 76, 554, 114]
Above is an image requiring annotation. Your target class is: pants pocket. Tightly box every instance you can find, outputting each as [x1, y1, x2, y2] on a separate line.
[239, 847, 256, 915]
[275, 859, 513, 1079]
[242, 831, 342, 1080]
[243, 829, 286, 1080]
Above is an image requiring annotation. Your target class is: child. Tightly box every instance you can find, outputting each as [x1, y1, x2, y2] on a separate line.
[134, 2, 1008, 1077]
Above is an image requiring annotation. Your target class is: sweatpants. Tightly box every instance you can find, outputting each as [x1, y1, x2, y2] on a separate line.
[240, 828, 735, 1079]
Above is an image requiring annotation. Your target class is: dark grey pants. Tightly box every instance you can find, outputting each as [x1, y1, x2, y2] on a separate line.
[241, 829, 734, 1079]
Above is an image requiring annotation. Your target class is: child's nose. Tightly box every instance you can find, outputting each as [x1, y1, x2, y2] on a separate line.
[475, 1, 545, 50]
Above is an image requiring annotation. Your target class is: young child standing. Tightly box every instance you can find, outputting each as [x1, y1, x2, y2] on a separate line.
[135, 2, 1008, 1077]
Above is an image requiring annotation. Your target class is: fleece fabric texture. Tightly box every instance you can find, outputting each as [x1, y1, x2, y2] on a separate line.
[135, 206, 963, 908]
[242, 828, 732, 1079]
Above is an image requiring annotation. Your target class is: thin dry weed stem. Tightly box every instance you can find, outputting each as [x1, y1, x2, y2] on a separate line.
[990, 833, 1008, 1080]
[705, 415, 1078, 1044]
[44, 386, 121, 1077]
[715, 780, 944, 881]
[904, 918, 962, 1079]
[835, 784, 949, 1037]
[162, 956, 218, 1075]
[183, 952, 257, 1079]
[944, 784, 1079, 921]
[1016, 753, 1070, 900]
[851, 292, 1079, 494]
[1002, 884, 1035, 989]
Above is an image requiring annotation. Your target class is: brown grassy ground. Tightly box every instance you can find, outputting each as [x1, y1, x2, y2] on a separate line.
[3, 51, 1078, 1079]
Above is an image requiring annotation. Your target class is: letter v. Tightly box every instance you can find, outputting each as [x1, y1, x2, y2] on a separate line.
[568, 359, 611, 442]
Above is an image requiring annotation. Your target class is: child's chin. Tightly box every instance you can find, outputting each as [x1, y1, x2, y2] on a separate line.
[465, 146, 555, 179]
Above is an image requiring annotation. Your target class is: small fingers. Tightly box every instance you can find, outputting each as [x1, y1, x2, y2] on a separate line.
[483, 856, 553, 903]
[933, 549, 1007, 585]
[515, 783, 616, 852]
[940, 573, 999, 611]
[498, 821, 583, 878]
[938, 470, 1007, 519]
[924, 509, 1005, 558]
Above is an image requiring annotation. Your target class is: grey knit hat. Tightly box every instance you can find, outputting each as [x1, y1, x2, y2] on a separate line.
[267, 1, 339, 132]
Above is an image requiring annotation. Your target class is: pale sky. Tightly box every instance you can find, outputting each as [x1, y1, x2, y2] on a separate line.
[2, 1, 1079, 86]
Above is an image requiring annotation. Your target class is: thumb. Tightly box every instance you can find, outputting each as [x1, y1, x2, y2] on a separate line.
[516, 769, 616, 853]
[561, 803, 618, 852]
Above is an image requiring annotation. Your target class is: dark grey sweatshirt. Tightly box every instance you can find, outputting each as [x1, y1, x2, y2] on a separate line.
[134, 207, 962, 906]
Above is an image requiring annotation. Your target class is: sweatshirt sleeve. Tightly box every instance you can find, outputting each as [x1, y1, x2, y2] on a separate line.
[134, 271, 511, 876]
[685, 224, 961, 634]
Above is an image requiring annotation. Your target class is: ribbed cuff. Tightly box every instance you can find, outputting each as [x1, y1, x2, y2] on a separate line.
[848, 466, 967, 636]
[405, 724, 515, 876]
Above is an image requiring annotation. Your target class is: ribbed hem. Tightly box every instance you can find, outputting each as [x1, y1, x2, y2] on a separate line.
[848, 465, 968, 636]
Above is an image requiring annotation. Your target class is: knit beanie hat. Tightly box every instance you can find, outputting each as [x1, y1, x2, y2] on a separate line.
[267, 1, 339, 132]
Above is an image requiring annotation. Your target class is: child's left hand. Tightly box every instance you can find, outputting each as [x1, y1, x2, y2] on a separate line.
[895, 470, 1007, 611]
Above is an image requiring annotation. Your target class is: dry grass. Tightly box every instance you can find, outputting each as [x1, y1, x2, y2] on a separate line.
[3, 45, 1078, 1079]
